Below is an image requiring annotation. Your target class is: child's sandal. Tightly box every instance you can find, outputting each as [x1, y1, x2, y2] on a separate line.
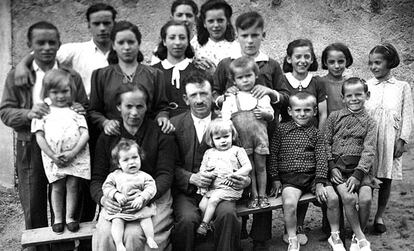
[258, 196, 270, 208]
[287, 236, 300, 251]
[247, 197, 259, 209]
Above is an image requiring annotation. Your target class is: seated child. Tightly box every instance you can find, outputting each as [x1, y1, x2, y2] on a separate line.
[221, 56, 274, 208]
[196, 118, 252, 235]
[101, 139, 158, 251]
[269, 92, 345, 251]
[324, 77, 378, 251]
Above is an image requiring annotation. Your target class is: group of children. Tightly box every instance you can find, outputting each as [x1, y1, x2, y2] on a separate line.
[15, 1, 412, 250]
[192, 9, 412, 251]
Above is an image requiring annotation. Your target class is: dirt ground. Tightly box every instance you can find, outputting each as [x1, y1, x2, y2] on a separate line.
[1, 149, 413, 251]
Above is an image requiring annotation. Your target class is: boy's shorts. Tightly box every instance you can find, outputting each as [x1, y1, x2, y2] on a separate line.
[279, 172, 332, 194]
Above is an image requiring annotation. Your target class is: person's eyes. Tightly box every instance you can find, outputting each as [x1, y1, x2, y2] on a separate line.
[186, 14, 194, 18]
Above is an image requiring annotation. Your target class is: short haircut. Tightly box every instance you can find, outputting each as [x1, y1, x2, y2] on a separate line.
[182, 70, 213, 89]
[204, 118, 238, 148]
[283, 39, 318, 72]
[154, 20, 194, 60]
[111, 138, 145, 167]
[196, 0, 235, 46]
[41, 69, 77, 103]
[341, 77, 368, 95]
[27, 21, 60, 44]
[289, 92, 317, 108]
[107, 21, 144, 64]
[229, 56, 259, 80]
[86, 3, 117, 22]
[369, 43, 400, 69]
[235, 11, 264, 31]
[114, 83, 149, 106]
[171, 0, 199, 16]
[321, 42, 353, 70]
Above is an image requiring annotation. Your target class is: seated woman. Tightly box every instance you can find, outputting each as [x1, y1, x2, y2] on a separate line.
[153, 20, 200, 117]
[88, 20, 173, 139]
[90, 84, 176, 250]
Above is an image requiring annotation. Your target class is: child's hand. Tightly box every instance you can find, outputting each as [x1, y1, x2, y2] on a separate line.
[193, 57, 216, 74]
[253, 108, 273, 121]
[251, 85, 272, 99]
[394, 139, 406, 158]
[52, 154, 65, 167]
[114, 192, 127, 205]
[315, 183, 327, 203]
[131, 196, 144, 209]
[346, 176, 360, 193]
[222, 175, 235, 186]
[269, 180, 282, 197]
[330, 168, 344, 185]
[58, 151, 76, 164]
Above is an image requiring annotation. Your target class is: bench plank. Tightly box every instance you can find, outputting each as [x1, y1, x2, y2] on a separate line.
[236, 193, 316, 216]
[21, 221, 97, 248]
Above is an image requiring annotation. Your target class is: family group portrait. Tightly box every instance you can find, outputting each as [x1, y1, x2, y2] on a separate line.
[0, 0, 413, 250]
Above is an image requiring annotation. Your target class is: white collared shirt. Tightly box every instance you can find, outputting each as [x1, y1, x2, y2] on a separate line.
[285, 72, 313, 90]
[32, 60, 58, 104]
[230, 50, 270, 62]
[57, 39, 109, 97]
[191, 113, 212, 143]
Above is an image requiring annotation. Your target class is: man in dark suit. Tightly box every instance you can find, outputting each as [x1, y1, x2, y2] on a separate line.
[170, 71, 250, 251]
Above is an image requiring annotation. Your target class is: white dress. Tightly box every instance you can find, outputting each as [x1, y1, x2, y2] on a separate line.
[366, 77, 413, 180]
[31, 106, 90, 183]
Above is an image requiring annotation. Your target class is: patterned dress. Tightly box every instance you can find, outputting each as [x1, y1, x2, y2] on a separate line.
[197, 146, 251, 200]
[366, 77, 413, 180]
[190, 36, 239, 67]
[31, 106, 90, 183]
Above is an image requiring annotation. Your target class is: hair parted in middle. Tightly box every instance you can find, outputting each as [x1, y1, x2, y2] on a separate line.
[283, 38, 318, 72]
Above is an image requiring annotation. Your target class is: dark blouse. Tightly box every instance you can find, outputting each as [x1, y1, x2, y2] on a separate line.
[152, 62, 199, 117]
[280, 75, 326, 123]
[90, 119, 176, 204]
[88, 64, 169, 132]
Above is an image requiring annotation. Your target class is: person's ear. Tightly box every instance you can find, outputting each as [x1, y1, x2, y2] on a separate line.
[27, 41, 32, 49]
[163, 39, 166, 47]
[262, 31, 266, 39]
[287, 106, 292, 116]
[183, 94, 190, 105]
[117, 104, 121, 112]
[341, 94, 346, 104]
[366, 91, 371, 100]
[286, 56, 292, 64]
[313, 106, 317, 117]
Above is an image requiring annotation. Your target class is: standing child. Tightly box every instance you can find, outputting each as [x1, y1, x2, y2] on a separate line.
[221, 56, 274, 208]
[31, 69, 90, 233]
[365, 43, 413, 234]
[196, 118, 252, 235]
[320, 43, 354, 115]
[282, 39, 327, 129]
[270, 92, 345, 251]
[325, 78, 378, 251]
[213, 11, 289, 249]
[192, 0, 238, 74]
[101, 139, 158, 251]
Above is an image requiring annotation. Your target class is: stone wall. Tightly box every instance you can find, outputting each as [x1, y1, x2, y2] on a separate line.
[11, 0, 414, 83]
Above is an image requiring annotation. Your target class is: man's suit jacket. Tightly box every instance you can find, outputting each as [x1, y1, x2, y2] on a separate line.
[171, 111, 216, 195]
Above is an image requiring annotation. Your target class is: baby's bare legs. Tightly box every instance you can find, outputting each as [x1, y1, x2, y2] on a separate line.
[254, 153, 267, 197]
[111, 218, 126, 251]
[66, 176, 79, 223]
[202, 194, 223, 224]
[140, 217, 158, 249]
[249, 155, 258, 198]
[199, 195, 209, 215]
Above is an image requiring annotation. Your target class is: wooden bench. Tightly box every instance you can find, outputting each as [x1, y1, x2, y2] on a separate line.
[21, 221, 97, 248]
[236, 193, 316, 216]
[21, 194, 316, 247]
